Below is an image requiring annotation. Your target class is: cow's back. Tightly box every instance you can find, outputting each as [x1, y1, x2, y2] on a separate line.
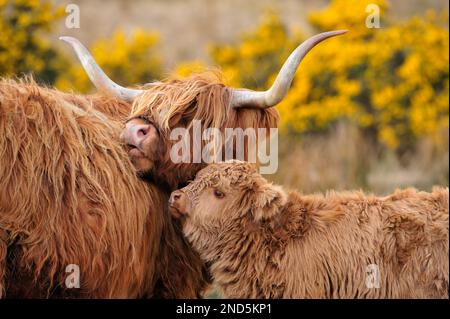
[380, 187, 449, 298]
[0, 79, 160, 298]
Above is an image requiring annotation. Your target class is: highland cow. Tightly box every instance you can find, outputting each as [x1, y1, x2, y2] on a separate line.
[60, 31, 346, 189]
[169, 161, 449, 298]
[0, 30, 345, 298]
[0, 78, 208, 298]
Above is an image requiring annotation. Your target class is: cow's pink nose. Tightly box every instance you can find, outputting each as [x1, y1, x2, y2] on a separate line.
[120, 122, 153, 149]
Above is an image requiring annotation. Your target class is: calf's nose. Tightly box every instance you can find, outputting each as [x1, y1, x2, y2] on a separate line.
[169, 190, 188, 217]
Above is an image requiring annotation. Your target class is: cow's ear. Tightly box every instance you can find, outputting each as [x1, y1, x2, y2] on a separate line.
[251, 183, 287, 221]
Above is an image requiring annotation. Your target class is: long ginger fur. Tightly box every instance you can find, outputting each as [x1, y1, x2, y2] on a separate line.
[179, 162, 449, 298]
[0, 78, 208, 298]
[129, 72, 279, 189]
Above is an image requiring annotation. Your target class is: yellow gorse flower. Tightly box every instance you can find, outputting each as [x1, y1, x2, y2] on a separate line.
[0, 0, 66, 84]
[56, 29, 162, 93]
[209, 0, 449, 149]
[0, 0, 447, 150]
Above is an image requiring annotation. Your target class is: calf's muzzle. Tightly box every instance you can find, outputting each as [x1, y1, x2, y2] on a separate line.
[169, 190, 188, 218]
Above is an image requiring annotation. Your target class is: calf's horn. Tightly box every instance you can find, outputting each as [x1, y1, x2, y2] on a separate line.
[60, 36, 144, 102]
[229, 30, 347, 109]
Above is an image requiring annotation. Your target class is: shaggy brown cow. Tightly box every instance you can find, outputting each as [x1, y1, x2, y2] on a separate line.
[169, 161, 449, 298]
[0, 30, 345, 297]
[61, 31, 346, 189]
[0, 78, 207, 298]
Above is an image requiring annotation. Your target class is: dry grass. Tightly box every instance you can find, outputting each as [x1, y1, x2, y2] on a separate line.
[205, 123, 448, 298]
[269, 123, 449, 195]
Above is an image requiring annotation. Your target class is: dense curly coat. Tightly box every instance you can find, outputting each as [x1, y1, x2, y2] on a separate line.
[176, 162, 449, 298]
[0, 78, 209, 298]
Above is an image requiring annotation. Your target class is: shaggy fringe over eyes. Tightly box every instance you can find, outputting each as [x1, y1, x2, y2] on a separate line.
[131, 72, 226, 133]
[192, 161, 259, 190]
[130, 71, 279, 140]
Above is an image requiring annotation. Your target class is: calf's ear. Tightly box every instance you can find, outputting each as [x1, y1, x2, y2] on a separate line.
[251, 183, 287, 221]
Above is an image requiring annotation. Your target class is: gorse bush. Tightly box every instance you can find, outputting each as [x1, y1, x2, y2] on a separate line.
[56, 29, 162, 93]
[0, 0, 66, 84]
[209, 12, 298, 90]
[0, 0, 162, 92]
[209, 0, 449, 149]
[0, 0, 447, 151]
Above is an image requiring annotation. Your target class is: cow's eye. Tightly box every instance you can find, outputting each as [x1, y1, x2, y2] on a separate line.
[213, 189, 225, 199]
[138, 115, 151, 123]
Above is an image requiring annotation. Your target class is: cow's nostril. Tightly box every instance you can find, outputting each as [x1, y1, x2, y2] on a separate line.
[137, 128, 149, 137]
[173, 193, 181, 201]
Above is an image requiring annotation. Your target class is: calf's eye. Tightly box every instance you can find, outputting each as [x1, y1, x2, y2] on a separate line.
[213, 189, 225, 199]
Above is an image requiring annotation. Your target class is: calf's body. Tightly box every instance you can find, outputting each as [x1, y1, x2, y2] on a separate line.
[170, 162, 449, 298]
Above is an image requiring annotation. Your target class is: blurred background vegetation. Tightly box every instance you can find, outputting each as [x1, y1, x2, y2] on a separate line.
[0, 0, 448, 196]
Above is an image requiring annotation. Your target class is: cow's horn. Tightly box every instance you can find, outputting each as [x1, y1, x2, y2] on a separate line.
[59, 36, 144, 102]
[229, 30, 347, 109]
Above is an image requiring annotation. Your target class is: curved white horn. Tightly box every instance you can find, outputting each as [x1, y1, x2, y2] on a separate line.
[230, 30, 347, 109]
[59, 36, 144, 102]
